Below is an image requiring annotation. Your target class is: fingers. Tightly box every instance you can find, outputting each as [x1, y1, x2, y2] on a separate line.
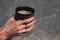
[24, 16, 35, 23]
[15, 24, 26, 33]
[15, 20, 35, 33]
[26, 20, 35, 28]
[16, 25, 26, 30]
[18, 20, 35, 33]
[16, 20, 35, 33]
[16, 16, 35, 26]
[25, 20, 35, 32]
[16, 20, 25, 26]
[17, 24, 34, 34]
[26, 24, 34, 32]
[16, 29, 26, 33]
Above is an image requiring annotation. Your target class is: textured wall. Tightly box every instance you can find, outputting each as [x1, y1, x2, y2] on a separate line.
[0, 0, 60, 40]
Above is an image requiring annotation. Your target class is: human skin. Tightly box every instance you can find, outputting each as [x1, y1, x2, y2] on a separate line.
[0, 16, 35, 40]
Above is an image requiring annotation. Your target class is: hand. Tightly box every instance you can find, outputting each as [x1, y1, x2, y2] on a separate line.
[0, 16, 35, 40]
[15, 16, 35, 35]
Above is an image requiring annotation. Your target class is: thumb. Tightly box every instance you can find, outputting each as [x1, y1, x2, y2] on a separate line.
[5, 16, 15, 25]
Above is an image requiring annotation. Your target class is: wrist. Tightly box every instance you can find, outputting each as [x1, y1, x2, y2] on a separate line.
[0, 26, 8, 40]
[0, 35, 7, 40]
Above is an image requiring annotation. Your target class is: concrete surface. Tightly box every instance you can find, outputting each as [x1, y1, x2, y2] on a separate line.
[0, 0, 60, 40]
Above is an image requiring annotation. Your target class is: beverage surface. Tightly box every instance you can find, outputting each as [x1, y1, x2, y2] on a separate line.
[14, 10, 34, 21]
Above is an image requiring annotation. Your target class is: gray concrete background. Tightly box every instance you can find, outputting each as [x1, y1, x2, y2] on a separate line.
[0, 0, 60, 40]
